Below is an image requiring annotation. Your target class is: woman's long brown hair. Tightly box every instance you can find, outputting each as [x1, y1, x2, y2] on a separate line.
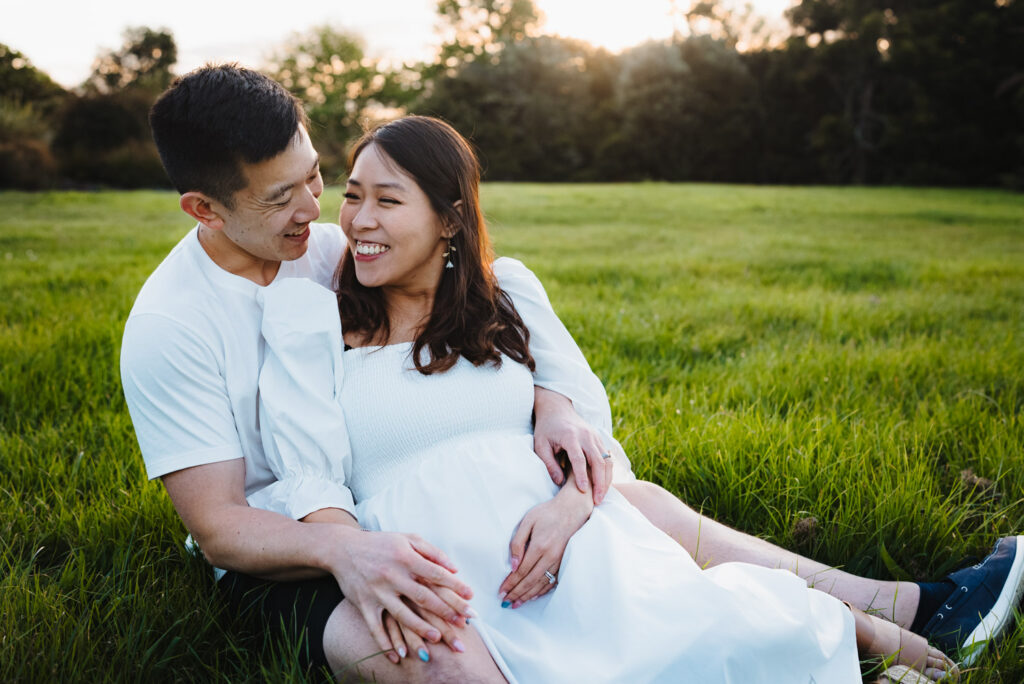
[334, 116, 535, 375]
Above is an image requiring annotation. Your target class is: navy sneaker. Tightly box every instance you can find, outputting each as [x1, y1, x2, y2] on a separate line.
[921, 535, 1024, 666]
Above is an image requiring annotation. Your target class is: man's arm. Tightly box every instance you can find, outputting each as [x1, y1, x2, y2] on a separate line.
[533, 386, 614, 504]
[162, 458, 474, 654]
[496, 258, 633, 502]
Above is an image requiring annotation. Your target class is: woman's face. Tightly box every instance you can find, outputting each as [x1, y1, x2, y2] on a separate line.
[340, 144, 451, 293]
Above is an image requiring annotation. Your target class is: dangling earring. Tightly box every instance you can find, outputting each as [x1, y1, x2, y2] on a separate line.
[442, 239, 456, 269]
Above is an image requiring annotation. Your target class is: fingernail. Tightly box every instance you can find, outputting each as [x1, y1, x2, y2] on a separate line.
[464, 607, 479, 619]
[389, 653, 400, 664]
[512, 600, 524, 609]
[452, 639, 466, 653]
[501, 600, 511, 608]
[498, 591, 507, 600]
[427, 629, 441, 642]
[418, 647, 430, 663]
[398, 646, 407, 658]
[510, 556, 520, 572]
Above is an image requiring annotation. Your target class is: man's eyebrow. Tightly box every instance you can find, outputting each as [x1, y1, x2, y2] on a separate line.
[263, 157, 320, 202]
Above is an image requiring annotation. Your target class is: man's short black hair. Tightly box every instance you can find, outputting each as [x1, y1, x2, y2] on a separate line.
[149, 64, 309, 208]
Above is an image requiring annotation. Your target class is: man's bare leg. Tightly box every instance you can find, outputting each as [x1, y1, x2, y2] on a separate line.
[323, 600, 507, 684]
[616, 480, 921, 628]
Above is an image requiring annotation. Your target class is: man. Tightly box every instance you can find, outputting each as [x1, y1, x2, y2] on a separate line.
[122, 64, 1022, 681]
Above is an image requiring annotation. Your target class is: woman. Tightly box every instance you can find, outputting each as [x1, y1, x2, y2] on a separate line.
[257, 116, 958, 683]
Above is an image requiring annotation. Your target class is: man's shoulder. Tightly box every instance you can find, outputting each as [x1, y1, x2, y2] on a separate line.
[127, 228, 210, 321]
[303, 222, 345, 286]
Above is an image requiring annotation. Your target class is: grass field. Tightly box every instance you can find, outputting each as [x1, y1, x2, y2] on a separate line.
[1, 184, 1022, 682]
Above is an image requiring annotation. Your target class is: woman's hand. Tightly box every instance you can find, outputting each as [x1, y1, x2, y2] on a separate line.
[498, 474, 595, 607]
[533, 386, 613, 505]
[382, 599, 472, 665]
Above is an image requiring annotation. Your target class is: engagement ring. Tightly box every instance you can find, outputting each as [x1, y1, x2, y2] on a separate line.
[545, 571, 557, 584]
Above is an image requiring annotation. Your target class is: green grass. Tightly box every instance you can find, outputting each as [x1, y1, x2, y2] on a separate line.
[2, 184, 1022, 682]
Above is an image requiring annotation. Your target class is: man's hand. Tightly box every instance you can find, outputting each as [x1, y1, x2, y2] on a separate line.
[498, 472, 595, 607]
[323, 526, 475, 658]
[533, 386, 613, 504]
[162, 461, 474, 660]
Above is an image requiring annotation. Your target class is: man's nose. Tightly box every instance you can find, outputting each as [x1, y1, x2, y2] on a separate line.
[294, 185, 321, 223]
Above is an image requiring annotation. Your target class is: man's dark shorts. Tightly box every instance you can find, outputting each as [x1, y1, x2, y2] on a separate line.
[218, 571, 344, 671]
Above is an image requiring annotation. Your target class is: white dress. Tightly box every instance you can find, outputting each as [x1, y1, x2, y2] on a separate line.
[255, 264, 861, 684]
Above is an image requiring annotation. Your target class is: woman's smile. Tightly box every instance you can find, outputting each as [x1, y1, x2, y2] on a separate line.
[353, 240, 391, 260]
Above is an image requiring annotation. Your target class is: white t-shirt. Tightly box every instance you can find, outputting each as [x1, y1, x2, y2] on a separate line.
[121, 222, 631, 524]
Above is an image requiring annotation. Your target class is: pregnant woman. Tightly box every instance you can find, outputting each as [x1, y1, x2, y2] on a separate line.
[256, 115, 958, 683]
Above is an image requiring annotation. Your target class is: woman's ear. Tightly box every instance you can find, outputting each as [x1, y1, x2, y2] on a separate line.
[180, 192, 226, 231]
[443, 200, 464, 238]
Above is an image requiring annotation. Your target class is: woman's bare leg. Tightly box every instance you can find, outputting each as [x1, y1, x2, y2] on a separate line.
[322, 600, 507, 684]
[616, 480, 921, 628]
[848, 603, 959, 681]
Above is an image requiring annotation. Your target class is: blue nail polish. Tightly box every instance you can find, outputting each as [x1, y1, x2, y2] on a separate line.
[418, 647, 430, 663]
[501, 600, 511, 608]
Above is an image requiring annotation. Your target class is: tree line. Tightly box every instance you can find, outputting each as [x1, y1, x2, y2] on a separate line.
[1, 0, 1022, 191]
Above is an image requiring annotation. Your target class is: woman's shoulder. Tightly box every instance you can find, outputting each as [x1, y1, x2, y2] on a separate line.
[492, 256, 555, 315]
[493, 256, 544, 293]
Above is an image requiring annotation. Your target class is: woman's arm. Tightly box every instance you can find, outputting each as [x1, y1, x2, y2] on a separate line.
[498, 468, 598, 606]
[496, 257, 635, 500]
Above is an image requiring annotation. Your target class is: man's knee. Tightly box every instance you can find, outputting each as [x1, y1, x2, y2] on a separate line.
[323, 601, 504, 684]
[412, 648, 504, 684]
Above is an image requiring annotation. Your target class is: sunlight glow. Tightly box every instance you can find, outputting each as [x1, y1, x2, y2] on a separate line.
[537, 0, 793, 52]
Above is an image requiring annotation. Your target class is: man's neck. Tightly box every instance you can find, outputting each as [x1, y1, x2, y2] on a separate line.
[196, 225, 281, 286]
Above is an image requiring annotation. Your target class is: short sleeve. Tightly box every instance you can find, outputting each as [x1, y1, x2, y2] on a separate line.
[121, 314, 244, 479]
[494, 258, 635, 481]
[249, 278, 357, 520]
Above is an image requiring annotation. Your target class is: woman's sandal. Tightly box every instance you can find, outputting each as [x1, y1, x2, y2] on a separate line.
[845, 602, 960, 683]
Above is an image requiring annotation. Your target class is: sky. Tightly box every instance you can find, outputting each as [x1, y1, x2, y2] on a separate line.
[2, 0, 793, 88]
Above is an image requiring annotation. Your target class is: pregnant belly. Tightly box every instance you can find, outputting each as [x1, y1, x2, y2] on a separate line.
[354, 431, 558, 598]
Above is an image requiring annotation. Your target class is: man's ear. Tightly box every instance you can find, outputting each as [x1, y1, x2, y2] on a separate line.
[180, 192, 226, 231]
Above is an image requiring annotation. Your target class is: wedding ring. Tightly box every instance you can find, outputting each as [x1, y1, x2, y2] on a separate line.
[544, 571, 557, 584]
[601, 452, 612, 460]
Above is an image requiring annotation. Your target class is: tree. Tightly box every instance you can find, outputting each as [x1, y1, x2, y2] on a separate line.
[84, 27, 177, 94]
[0, 44, 65, 189]
[264, 25, 410, 179]
[785, 0, 1024, 185]
[612, 37, 759, 182]
[434, 0, 542, 69]
[420, 35, 619, 180]
[0, 44, 65, 105]
[681, 0, 776, 51]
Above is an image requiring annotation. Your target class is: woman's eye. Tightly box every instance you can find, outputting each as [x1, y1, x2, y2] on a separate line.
[379, 197, 399, 205]
[343, 192, 360, 200]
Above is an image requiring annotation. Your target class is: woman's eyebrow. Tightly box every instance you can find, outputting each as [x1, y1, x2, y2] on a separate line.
[346, 178, 407, 191]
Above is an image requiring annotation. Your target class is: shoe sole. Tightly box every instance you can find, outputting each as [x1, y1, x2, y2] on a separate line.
[958, 535, 1024, 667]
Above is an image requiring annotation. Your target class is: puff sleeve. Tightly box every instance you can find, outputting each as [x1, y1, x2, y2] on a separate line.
[494, 257, 635, 481]
[247, 278, 357, 520]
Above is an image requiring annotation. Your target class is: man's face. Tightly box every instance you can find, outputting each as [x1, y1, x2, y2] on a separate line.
[218, 125, 323, 264]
